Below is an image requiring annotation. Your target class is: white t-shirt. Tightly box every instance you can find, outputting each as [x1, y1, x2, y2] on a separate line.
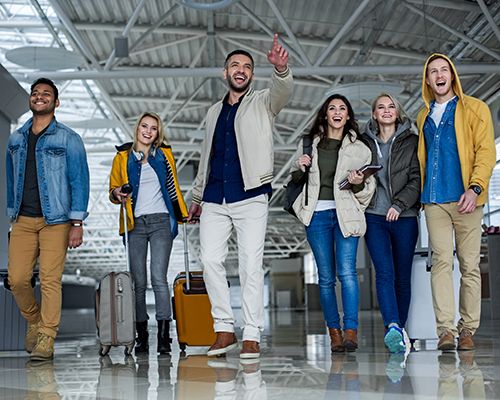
[315, 200, 336, 212]
[430, 96, 456, 127]
[134, 162, 169, 217]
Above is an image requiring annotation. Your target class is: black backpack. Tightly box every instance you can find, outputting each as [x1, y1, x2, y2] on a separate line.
[283, 136, 313, 218]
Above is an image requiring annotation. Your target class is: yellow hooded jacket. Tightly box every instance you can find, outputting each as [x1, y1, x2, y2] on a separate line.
[416, 53, 496, 206]
[109, 143, 188, 235]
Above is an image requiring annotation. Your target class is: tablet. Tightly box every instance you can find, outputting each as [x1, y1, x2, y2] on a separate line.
[339, 164, 383, 190]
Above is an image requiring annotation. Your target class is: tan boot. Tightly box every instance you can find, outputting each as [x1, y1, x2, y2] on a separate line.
[30, 333, 55, 361]
[328, 328, 345, 353]
[25, 321, 40, 354]
[343, 329, 358, 352]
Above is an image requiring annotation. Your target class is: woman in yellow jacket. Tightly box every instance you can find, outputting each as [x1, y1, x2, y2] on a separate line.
[109, 111, 187, 354]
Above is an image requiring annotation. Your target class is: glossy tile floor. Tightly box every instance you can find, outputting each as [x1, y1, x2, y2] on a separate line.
[1, 309, 500, 399]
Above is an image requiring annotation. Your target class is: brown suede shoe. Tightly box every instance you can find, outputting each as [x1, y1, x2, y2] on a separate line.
[437, 331, 456, 351]
[207, 332, 238, 357]
[25, 321, 40, 354]
[457, 329, 475, 351]
[329, 328, 345, 353]
[30, 333, 55, 361]
[240, 340, 260, 359]
[343, 329, 358, 352]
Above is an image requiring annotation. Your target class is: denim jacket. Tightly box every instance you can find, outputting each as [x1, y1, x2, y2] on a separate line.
[421, 97, 464, 204]
[6, 117, 90, 224]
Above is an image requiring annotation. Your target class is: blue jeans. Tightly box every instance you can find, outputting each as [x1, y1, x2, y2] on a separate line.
[364, 213, 419, 328]
[128, 213, 173, 322]
[305, 209, 360, 330]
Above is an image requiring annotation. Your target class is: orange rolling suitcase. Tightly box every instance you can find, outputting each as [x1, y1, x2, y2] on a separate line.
[172, 224, 216, 351]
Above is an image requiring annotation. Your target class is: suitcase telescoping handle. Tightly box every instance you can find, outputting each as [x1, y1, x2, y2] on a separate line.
[121, 183, 133, 272]
[182, 220, 190, 292]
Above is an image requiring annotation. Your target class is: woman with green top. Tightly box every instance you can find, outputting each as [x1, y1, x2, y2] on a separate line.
[289, 94, 376, 352]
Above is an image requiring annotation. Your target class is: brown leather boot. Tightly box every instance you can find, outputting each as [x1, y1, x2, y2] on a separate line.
[343, 329, 358, 352]
[328, 328, 345, 353]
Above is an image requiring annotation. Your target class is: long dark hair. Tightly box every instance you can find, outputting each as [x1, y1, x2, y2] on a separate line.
[305, 93, 359, 143]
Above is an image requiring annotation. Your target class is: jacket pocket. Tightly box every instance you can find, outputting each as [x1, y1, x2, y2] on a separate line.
[8, 144, 20, 154]
[44, 147, 66, 171]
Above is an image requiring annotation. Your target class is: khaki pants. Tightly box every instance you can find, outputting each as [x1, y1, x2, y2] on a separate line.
[424, 203, 483, 337]
[199, 195, 268, 342]
[8, 216, 70, 338]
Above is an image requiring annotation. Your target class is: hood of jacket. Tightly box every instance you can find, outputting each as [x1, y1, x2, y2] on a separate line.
[364, 118, 413, 144]
[421, 53, 464, 109]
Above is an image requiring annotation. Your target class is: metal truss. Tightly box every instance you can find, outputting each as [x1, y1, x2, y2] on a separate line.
[1, 0, 499, 279]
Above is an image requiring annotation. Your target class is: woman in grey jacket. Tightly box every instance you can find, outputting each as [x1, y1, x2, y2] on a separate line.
[290, 94, 376, 352]
[362, 93, 420, 353]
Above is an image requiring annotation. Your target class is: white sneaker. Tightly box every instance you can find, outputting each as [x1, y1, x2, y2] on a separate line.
[403, 328, 411, 358]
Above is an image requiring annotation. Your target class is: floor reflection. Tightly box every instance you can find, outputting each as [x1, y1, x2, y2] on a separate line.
[0, 310, 499, 399]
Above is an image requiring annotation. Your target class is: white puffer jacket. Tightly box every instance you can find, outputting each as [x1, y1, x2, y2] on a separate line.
[290, 130, 376, 237]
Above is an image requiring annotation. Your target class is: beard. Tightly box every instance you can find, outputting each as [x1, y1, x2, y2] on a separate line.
[30, 102, 56, 116]
[226, 75, 252, 93]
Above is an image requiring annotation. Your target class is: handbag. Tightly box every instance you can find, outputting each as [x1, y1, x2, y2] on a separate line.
[283, 136, 313, 217]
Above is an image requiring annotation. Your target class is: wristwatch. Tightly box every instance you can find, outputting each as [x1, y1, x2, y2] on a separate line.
[469, 185, 482, 195]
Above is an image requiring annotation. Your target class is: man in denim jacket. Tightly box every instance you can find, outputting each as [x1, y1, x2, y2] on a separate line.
[6, 78, 89, 361]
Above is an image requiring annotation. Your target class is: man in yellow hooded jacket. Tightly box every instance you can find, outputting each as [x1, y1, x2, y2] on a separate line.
[416, 53, 496, 351]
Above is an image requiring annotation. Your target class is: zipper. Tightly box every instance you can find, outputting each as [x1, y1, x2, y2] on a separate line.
[387, 136, 397, 199]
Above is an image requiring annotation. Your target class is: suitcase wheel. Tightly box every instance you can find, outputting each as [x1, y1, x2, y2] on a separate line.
[99, 345, 110, 356]
[179, 342, 186, 351]
[124, 344, 134, 356]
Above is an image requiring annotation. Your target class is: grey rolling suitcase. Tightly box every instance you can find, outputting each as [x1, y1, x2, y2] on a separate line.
[0, 271, 40, 351]
[96, 201, 135, 356]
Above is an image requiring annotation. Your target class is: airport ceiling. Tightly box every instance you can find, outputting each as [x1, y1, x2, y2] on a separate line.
[1, 0, 499, 278]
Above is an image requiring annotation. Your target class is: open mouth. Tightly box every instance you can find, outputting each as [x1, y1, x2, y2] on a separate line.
[332, 116, 343, 122]
[233, 74, 247, 84]
[436, 81, 446, 87]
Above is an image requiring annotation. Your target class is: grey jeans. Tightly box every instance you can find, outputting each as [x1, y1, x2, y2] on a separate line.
[128, 213, 173, 322]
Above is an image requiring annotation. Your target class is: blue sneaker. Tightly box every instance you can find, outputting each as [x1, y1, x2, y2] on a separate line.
[384, 325, 405, 353]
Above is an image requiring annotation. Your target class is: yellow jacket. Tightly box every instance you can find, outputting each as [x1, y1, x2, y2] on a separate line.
[416, 53, 496, 205]
[109, 143, 188, 235]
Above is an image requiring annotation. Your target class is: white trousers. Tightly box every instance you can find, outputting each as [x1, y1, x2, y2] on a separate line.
[200, 195, 268, 342]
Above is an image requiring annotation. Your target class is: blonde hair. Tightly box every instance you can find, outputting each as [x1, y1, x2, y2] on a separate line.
[132, 111, 166, 150]
[371, 93, 409, 126]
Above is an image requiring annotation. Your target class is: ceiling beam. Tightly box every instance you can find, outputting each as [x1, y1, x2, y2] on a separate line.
[401, 1, 500, 61]
[314, 0, 372, 67]
[405, 0, 479, 12]
[103, 0, 147, 70]
[20, 63, 500, 81]
[0, 21, 430, 61]
[476, 0, 500, 44]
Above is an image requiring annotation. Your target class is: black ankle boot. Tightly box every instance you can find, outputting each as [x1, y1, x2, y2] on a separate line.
[157, 320, 172, 354]
[135, 321, 149, 353]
